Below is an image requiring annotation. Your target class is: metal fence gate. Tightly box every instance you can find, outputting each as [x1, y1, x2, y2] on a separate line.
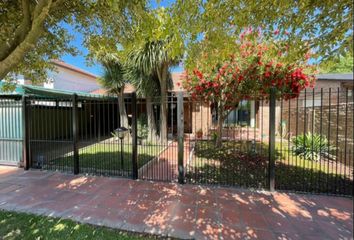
[0, 97, 23, 166]
[25, 95, 134, 177]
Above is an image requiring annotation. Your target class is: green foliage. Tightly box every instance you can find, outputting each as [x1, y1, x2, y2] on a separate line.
[211, 132, 218, 143]
[178, 0, 353, 70]
[126, 39, 180, 84]
[137, 113, 149, 140]
[124, 64, 161, 98]
[0, 0, 145, 81]
[319, 54, 354, 73]
[1, 0, 352, 85]
[98, 53, 126, 95]
[292, 133, 335, 161]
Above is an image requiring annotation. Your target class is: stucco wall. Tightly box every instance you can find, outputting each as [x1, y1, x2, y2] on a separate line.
[49, 66, 99, 92]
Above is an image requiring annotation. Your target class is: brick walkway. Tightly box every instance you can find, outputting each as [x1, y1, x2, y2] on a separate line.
[139, 141, 192, 181]
[0, 166, 352, 240]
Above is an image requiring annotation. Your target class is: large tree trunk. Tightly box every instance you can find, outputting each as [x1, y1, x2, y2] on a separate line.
[160, 78, 168, 144]
[118, 89, 128, 128]
[146, 96, 158, 141]
[216, 107, 224, 148]
[157, 64, 168, 144]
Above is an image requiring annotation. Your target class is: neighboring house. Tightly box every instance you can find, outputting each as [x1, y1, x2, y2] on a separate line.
[0, 61, 103, 166]
[17, 60, 100, 93]
[315, 73, 353, 91]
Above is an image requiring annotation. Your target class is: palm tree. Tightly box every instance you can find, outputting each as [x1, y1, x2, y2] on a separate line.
[125, 67, 160, 141]
[99, 54, 128, 128]
[128, 40, 179, 142]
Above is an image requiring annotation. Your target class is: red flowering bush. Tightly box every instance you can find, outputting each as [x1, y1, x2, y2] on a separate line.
[183, 28, 317, 146]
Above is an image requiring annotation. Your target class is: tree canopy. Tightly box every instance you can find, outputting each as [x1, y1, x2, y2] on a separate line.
[0, 0, 145, 82]
[183, 30, 316, 146]
[319, 54, 353, 73]
[0, 0, 352, 84]
[173, 0, 353, 70]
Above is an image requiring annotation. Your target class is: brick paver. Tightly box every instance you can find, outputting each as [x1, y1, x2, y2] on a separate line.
[0, 166, 352, 240]
[139, 141, 192, 181]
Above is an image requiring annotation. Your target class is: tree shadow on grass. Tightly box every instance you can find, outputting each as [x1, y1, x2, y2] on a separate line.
[275, 162, 353, 195]
[186, 140, 353, 195]
[45, 152, 156, 173]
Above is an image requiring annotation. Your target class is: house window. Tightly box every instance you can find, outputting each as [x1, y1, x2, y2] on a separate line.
[211, 101, 256, 127]
[44, 77, 54, 89]
[224, 100, 252, 127]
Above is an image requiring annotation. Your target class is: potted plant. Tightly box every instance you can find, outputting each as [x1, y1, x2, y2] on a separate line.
[196, 129, 203, 139]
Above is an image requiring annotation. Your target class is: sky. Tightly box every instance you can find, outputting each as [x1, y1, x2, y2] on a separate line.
[60, 0, 183, 77]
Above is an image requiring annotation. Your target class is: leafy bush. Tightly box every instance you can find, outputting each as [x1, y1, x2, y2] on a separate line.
[292, 133, 335, 161]
[137, 113, 148, 140]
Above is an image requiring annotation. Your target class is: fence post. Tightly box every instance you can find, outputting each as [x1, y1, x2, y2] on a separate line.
[22, 95, 29, 170]
[72, 94, 79, 174]
[177, 92, 185, 184]
[131, 92, 138, 179]
[268, 88, 276, 191]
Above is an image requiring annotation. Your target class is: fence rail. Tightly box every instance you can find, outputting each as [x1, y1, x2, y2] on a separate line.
[0, 88, 353, 196]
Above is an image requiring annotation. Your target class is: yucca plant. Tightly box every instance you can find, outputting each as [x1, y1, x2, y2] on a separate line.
[292, 133, 336, 161]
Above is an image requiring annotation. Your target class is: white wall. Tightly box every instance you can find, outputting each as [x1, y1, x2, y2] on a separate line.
[49, 66, 99, 92]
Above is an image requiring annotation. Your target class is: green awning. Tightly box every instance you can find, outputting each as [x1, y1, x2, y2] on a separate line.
[0, 82, 115, 100]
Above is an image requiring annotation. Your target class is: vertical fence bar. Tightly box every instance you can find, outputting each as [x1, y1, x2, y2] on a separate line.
[72, 94, 79, 174]
[268, 88, 276, 191]
[177, 92, 185, 184]
[22, 95, 29, 170]
[131, 92, 138, 180]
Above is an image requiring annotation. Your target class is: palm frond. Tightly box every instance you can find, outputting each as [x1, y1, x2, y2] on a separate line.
[99, 53, 127, 95]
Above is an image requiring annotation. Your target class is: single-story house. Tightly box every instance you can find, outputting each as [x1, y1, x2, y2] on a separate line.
[91, 72, 353, 141]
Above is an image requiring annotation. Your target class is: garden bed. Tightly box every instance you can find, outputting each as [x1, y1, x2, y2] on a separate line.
[186, 140, 353, 195]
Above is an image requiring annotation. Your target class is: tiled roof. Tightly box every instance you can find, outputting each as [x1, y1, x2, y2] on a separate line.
[91, 72, 186, 95]
[90, 83, 136, 95]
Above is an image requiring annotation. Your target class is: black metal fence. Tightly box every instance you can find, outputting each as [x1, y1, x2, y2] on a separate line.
[1, 88, 353, 196]
[275, 88, 353, 195]
[23, 93, 179, 181]
[183, 88, 353, 196]
[25, 95, 133, 177]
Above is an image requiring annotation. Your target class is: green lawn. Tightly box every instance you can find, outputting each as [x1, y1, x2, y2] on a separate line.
[45, 143, 164, 173]
[186, 140, 353, 195]
[0, 210, 160, 240]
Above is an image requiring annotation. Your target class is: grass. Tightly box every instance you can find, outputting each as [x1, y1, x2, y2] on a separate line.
[186, 140, 353, 195]
[44, 142, 164, 173]
[0, 210, 161, 240]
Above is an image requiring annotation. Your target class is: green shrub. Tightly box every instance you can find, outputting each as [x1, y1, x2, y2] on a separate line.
[291, 133, 335, 161]
[137, 113, 148, 140]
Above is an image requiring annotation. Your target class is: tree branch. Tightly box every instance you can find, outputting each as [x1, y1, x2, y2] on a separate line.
[0, 0, 32, 61]
[0, 0, 53, 79]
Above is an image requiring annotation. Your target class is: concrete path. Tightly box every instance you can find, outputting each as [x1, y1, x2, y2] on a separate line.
[0, 166, 352, 240]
